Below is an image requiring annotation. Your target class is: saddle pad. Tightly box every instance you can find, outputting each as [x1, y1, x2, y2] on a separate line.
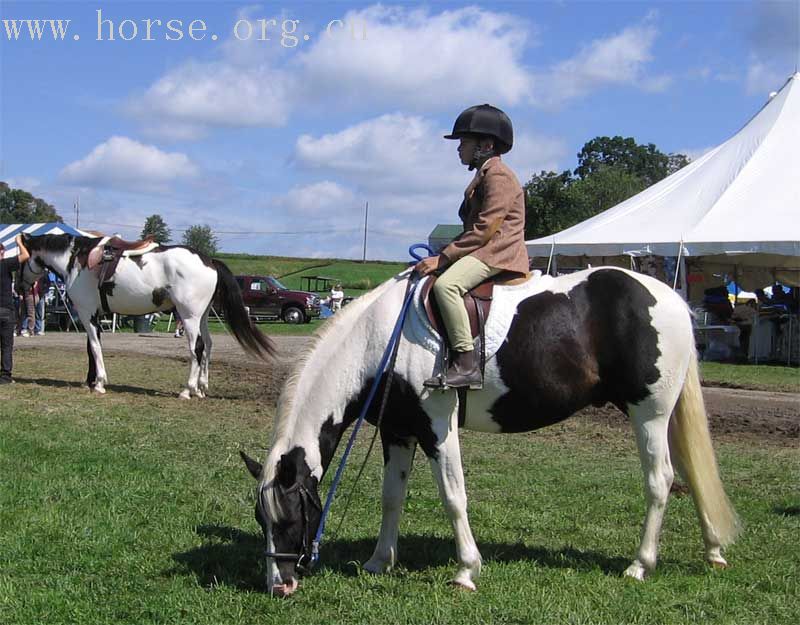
[405, 271, 552, 359]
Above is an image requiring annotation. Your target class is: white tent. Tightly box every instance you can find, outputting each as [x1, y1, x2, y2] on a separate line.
[526, 72, 800, 288]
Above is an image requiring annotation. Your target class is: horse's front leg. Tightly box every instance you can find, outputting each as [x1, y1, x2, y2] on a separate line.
[428, 406, 481, 591]
[82, 313, 108, 393]
[364, 438, 417, 575]
[179, 317, 203, 399]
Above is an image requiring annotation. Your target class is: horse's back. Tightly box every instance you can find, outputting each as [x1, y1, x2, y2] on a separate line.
[486, 267, 691, 432]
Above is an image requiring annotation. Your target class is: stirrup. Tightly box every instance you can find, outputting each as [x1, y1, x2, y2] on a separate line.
[423, 373, 446, 389]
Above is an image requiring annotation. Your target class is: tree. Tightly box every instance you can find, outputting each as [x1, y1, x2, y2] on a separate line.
[0, 181, 62, 223]
[574, 136, 679, 187]
[140, 214, 171, 244]
[524, 136, 689, 239]
[524, 170, 585, 240]
[181, 224, 218, 257]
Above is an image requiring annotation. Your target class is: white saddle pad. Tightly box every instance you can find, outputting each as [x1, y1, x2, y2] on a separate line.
[404, 271, 554, 360]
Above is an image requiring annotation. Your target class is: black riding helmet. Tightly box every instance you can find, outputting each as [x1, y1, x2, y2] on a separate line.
[444, 104, 513, 153]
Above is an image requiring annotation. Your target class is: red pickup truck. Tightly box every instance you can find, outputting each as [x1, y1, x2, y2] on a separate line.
[235, 275, 321, 324]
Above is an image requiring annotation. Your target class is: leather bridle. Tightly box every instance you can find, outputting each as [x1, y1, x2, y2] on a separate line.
[258, 481, 321, 574]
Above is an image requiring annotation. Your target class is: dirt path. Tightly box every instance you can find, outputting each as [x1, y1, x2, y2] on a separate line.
[16, 332, 798, 443]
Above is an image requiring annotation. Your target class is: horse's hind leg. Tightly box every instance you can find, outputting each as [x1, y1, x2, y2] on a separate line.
[82, 313, 108, 394]
[625, 395, 677, 580]
[197, 309, 212, 397]
[178, 316, 203, 400]
[364, 439, 416, 575]
[427, 406, 482, 590]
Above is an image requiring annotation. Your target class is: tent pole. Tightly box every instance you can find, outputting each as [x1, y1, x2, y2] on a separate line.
[546, 240, 555, 275]
[672, 240, 684, 291]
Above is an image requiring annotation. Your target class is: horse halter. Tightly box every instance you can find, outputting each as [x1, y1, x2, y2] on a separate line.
[258, 481, 321, 575]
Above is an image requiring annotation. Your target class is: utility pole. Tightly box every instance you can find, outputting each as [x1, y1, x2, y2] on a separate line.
[74, 195, 80, 228]
[362, 201, 368, 262]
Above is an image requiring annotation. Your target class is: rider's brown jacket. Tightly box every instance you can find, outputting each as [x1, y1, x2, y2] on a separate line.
[440, 156, 529, 275]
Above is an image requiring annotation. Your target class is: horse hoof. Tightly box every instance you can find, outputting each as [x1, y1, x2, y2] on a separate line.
[178, 390, 191, 400]
[363, 559, 391, 575]
[623, 563, 647, 581]
[708, 558, 729, 569]
[449, 578, 477, 592]
[93, 387, 107, 395]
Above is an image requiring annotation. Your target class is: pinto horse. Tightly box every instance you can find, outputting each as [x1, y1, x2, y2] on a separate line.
[241, 267, 739, 596]
[17, 233, 274, 398]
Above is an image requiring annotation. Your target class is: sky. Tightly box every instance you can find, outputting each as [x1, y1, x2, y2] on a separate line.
[1, 0, 798, 260]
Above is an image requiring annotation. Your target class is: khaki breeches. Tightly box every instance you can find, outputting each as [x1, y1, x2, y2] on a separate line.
[432, 255, 500, 352]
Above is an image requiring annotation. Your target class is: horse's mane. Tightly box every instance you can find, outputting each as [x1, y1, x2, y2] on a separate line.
[270, 269, 410, 448]
[26, 233, 102, 254]
[263, 269, 411, 519]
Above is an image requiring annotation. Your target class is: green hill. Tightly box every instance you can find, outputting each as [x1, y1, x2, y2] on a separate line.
[214, 253, 408, 296]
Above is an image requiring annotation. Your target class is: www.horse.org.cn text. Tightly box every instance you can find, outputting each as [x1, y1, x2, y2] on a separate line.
[2, 9, 368, 46]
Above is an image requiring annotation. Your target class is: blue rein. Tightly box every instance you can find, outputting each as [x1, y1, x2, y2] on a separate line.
[308, 244, 430, 567]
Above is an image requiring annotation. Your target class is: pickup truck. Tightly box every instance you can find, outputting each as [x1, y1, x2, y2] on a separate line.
[235, 275, 321, 323]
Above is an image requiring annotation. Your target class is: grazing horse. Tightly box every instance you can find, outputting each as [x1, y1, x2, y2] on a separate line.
[241, 267, 739, 597]
[17, 233, 274, 398]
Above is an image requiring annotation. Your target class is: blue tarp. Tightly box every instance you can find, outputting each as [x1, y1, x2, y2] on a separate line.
[0, 222, 88, 256]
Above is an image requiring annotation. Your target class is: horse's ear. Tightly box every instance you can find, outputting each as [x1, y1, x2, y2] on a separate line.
[239, 450, 263, 480]
[276, 454, 297, 489]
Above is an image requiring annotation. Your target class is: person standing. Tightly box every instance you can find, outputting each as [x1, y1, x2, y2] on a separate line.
[34, 273, 49, 335]
[0, 235, 31, 383]
[18, 280, 39, 337]
[329, 283, 344, 313]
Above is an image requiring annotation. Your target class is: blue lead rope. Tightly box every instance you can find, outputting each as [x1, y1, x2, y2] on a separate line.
[309, 246, 429, 567]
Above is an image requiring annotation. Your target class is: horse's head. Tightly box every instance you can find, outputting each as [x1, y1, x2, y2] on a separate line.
[17, 233, 78, 291]
[240, 448, 322, 597]
[17, 233, 48, 292]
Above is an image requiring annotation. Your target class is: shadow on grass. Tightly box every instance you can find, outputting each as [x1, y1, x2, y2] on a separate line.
[13, 376, 173, 397]
[773, 505, 800, 516]
[167, 524, 634, 592]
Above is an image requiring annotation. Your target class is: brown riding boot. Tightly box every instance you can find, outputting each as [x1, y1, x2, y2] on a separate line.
[444, 349, 483, 390]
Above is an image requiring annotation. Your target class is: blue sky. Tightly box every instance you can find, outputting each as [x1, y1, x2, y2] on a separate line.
[1, 1, 797, 259]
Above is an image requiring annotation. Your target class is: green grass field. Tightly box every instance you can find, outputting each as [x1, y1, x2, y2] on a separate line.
[1, 349, 797, 625]
[215, 253, 408, 296]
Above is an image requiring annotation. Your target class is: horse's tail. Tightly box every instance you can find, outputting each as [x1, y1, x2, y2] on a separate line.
[211, 259, 276, 360]
[669, 348, 739, 547]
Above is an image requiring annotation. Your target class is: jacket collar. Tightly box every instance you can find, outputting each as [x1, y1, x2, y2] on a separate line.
[465, 156, 501, 198]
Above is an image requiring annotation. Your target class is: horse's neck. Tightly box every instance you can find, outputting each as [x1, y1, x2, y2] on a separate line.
[270, 277, 407, 479]
[41, 249, 75, 283]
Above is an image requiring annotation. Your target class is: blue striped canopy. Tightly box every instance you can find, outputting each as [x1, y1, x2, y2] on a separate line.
[0, 222, 89, 256]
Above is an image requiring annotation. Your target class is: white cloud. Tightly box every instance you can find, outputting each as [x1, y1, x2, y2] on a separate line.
[297, 5, 532, 110]
[128, 61, 293, 140]
[295, 112, 568, 193]
[294, 113, 464, 193]
[745, 57, 789, 97]
[59, 136, 199, 193]
[533, 20, 668, 108]
[128, 5, 533, 138]
[4, 176, 41, 191]
[273, 181, 357, 217]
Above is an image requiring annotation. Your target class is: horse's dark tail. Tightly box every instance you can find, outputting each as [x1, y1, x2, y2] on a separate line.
[211, 259, 276, 360]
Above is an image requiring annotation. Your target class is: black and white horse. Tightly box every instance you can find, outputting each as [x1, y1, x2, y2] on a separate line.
[241, 267, 739, 596]
[17, 233, 274, 398]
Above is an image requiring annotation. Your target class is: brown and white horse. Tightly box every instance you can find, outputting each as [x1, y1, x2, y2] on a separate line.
[17, 233, 274, 398]
[241, 267, 739, 596]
